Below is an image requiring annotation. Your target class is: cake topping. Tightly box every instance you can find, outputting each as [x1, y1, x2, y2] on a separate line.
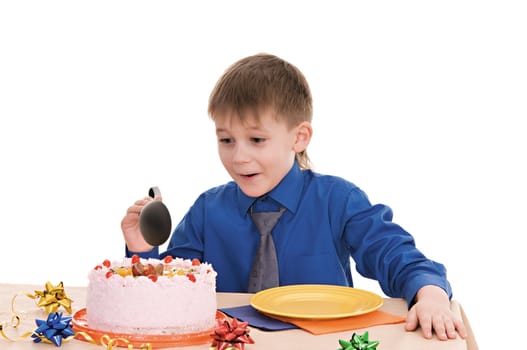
[131, 260, 164, 278]
[92, 255, 214, 283]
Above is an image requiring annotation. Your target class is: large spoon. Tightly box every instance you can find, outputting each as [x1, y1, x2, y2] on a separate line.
[139, 186, 172, 246]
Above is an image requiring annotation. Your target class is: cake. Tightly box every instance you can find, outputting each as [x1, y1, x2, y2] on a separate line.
[86, 255, 217, 335]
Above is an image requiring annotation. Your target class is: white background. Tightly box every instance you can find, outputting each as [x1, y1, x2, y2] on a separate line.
[1, 1, 526, 348]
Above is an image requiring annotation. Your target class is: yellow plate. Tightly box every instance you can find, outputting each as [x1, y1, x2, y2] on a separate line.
[250, 284, 383, 319]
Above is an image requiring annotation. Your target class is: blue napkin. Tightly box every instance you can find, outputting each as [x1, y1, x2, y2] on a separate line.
[219, 305, 298, 331]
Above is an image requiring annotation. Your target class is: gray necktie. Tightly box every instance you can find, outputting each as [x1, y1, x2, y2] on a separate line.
[248, 206, 286, 293]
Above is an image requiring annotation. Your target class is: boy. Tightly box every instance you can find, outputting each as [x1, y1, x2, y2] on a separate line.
[121, 53, 467, 340]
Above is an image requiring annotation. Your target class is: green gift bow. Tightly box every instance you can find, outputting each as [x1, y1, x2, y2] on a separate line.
[338, 331, 380, 350]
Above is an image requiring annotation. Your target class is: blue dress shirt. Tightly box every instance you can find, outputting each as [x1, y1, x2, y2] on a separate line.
[128, 162, 452, 305]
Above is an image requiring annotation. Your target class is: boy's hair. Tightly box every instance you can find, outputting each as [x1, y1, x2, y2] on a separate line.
[208, 53, 313, 170]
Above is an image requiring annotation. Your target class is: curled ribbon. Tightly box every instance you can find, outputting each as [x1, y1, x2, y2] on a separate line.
[1, 294, 30, 341]
[75, 332, 152, 349]
[0, 315, 33, 342]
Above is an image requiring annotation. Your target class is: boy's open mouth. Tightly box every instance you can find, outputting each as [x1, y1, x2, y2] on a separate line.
[239, 172, 259, 178]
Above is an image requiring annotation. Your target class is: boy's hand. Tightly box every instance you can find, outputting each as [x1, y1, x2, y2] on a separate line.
[121, 196, 156, 252]
[405, 285, 468, 340]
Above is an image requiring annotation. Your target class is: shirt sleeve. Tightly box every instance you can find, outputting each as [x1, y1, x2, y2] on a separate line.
[162, 194, 206, 261]
[342, 187, 452, 307]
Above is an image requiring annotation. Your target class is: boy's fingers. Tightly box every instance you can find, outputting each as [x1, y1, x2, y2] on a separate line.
[404, 307, 418, 331]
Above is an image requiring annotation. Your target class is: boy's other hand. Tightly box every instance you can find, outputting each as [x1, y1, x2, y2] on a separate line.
[405, 285, 468, 340]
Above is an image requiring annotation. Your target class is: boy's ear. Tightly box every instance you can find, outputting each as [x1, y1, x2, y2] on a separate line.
[293, 121, 313, 153]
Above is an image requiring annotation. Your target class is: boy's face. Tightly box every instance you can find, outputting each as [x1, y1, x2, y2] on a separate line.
[215, 111, 299, 198]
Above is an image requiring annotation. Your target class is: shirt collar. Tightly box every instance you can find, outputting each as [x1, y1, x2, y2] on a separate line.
[237, 161, 304, 216]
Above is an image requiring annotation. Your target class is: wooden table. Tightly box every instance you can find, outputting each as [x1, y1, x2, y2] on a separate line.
[0, 283, 478, 349]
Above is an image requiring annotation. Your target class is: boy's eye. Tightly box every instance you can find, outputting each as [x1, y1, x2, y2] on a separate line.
[250, 137, 266, 143]
[219, 138, 232, 144]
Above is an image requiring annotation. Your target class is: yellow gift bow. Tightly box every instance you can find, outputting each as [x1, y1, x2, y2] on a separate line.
[26, 281, 73, 314]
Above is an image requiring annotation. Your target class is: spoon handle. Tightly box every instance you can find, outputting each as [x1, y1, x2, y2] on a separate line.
[148, 186, 162, 198]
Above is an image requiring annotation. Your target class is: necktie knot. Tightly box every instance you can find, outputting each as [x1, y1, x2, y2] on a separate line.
[250, 207, 285, 236]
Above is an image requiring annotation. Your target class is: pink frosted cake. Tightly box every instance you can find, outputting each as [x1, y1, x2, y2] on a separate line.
[86, 255, 217, 335]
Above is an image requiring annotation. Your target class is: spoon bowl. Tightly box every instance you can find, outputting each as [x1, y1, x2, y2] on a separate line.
[139, 187, 172, 246]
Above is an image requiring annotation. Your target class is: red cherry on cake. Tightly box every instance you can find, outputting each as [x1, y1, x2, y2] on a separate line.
[131, 255, 140, 264]
[164, 256, 173, 263]
[148, 275, 158, 282]
[191, 258, 200, 266]
[103, 259, 111, 268]
[187, 273, 196, 282]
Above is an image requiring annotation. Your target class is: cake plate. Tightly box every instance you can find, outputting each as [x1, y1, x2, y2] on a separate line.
[72, 308, 226, 348]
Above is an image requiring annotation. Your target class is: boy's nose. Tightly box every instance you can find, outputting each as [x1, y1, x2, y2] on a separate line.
[232, 144, 251, 163]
